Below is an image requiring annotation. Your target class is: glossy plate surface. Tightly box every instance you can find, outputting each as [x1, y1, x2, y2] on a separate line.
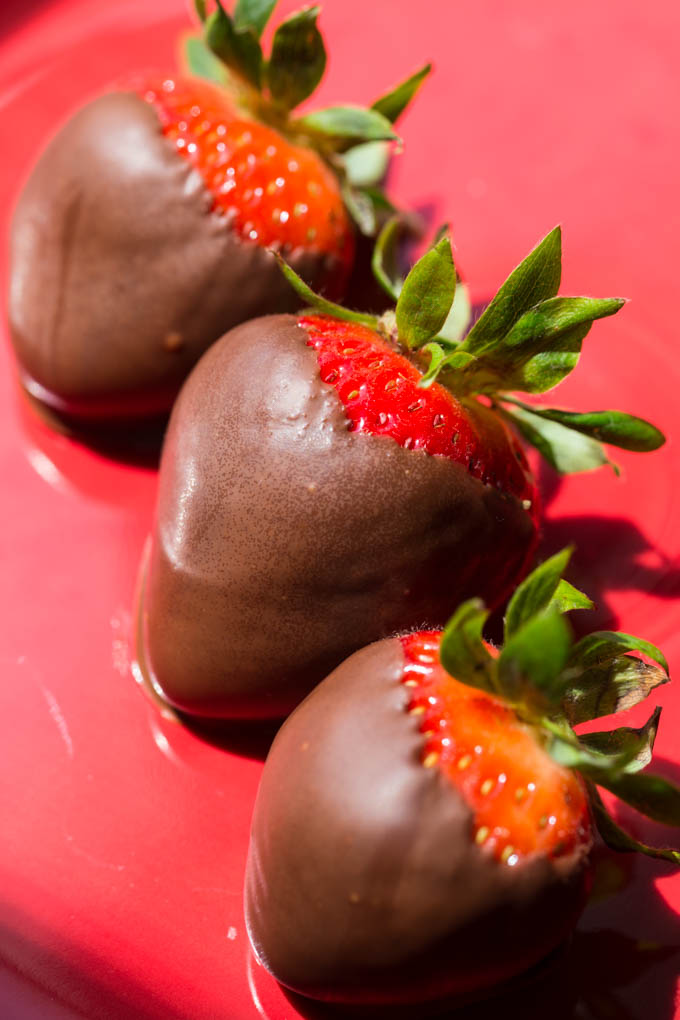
[0, 1, 679, 1017]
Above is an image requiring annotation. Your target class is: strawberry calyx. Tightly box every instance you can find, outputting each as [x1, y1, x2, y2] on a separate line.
[401, 630, 592, 865]
[275, 222, 666, 475]
[185, 1, 430, 236]
[437, 547, 680, 864]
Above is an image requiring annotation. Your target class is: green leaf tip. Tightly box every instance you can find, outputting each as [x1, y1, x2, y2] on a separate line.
[595, 770, 680, 829]
[342, 141, 391, 190]
[296, 105, 400, 147]
[183, 34, 231, 85]
[436, 277, 473, 347]
[234, 0, 277, 37]
[395, 236, 456, 350]
[569, 630, 669, 677]
[439, 599, 495, 695]
[268, 6, 326, 112]
[372, 63, 432, 123]
[588, 785, 680, 864]
[205, 1, 264, 90]
[580, 706, 661, 775]
[341, 181, 377, 237]
[510, 405, 665, 453]
[504, 546, 592, 639]
[372, 216, 404, 301]
[418, 342, 449, 388]
[503, 403, 617, 475]
[498, 608, 573, 709]
[563, 658, 669, 727]
[462, 226, 563, 357]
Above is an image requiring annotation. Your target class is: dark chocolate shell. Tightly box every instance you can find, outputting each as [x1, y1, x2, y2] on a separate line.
[8, 92, 340, 423]
[138, 313, 536, 718]
[245, 638, 592, 1004]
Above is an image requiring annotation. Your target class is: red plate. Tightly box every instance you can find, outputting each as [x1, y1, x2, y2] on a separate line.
[1, 1, 679, 1017]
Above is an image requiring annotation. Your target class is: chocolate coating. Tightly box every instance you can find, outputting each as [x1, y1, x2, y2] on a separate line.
[138, 313, 537, 718]
[245, 638, 592, 1005]
[8, 92, 338, 422]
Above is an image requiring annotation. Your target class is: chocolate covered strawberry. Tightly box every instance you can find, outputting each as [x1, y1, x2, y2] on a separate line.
[8, 0, 427, 424]
[245, 550, 680, 1006]
[135, 227, 663, 718]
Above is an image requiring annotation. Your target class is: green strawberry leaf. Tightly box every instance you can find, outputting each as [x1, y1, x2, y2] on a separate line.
[497, 609, 572, 708]
[361, 187, 397, 215]
[206, 2, 263, 90]
[234, 0, 277, 36]
[436, 278, 472, 345]
[296, 106, 400, 148]
[267, 6, 326, 112]
[588, 784, 680, 864]
[432, 222, 450, 245]
[509, 405, 665, 452]
[418, 342, 448, 388]
[194, 0, 208, 22]
[395, 237, 456, 350]
[371, 63, 432, 123]
[569, 631, 669, 674]
[490, 321, 590, 395]
[461, 227, 562, 357]
[545, 714, 657, 777]
[595, 770, 680, 828]
[444, 350, 477, 369]
[341, 182, 376, 236]
[420, 349, 477, 389]
[563, 657, 670, 726]
[437, 554, 677, 864]
[343, 141, 391, 189]
[273, 252, 379, 329]
[504, 547, 574, 639]
[439, 599, 496, 695]
[551, 578, 595, 614]
[501, 296, 624, 352]
[545, 727, 631, 773]
[183, 34, 231, 85]
[465, 296, 625, 395]
[372, 215, 404, 300]
[504, 403, 615, 474]
[580, 706, 661, 775]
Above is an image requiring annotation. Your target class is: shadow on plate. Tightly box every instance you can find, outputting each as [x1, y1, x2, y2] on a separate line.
[137, 653, 283, 765]
[0, 0, 55, 38]
[18, 383, 166, 469]
[0, 904, 189, 1020]
[179, 714, 282, 762]
[535, 459, 680, 632]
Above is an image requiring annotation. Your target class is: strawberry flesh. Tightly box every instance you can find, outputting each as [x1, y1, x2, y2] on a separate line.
[401, 631, 591, 864]
[300, 314, 536, 504]
[136, 76, 353, 268]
